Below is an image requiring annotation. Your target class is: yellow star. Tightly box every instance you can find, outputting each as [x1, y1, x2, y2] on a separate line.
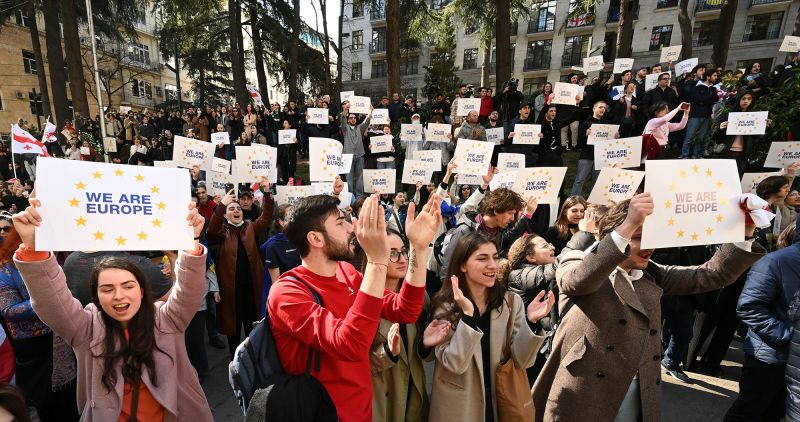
[705, 169, 713, 177]
[665, 200, 673, 209]
[75, 216, 87, 227]
[150, 186, 160, 194]
[68, 198, 80, 207]
[668, 183, 676, 192]
[720, 198, 729, 206]
[667, 217, 675, 226]
[677, 230, 685, 238]
[152, 218, 162, 228]
[679, 170, 687, 178]
[93, 230, 104, 240]
[716, 214, 724, 223]
[74, 181, 86, 190]
[156, 201, 166, 210]
[114, 168, 124, 177]
[693, 164, 699, 173]
[134, 174, 145, 182]
[706, 227, 714, 236]
[92, 171, 103, 180]
[691, 232, 699, 241]
[115, 236, 127, 246]
[716, 180, 724, 189]
[136, 231, 148, 240]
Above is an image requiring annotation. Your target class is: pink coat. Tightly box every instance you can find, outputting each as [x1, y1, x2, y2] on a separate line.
[642, 106, 688, 145]
[14, 249, 213, 422]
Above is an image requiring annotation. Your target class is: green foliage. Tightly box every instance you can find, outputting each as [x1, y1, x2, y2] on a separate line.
[422, 19, 463, 101]
[749, 71, 800, 165]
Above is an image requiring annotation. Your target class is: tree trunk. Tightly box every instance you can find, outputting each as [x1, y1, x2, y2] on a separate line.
[27, 2, 51, 119]
[480, 38, 491, 87]
[711, 0, 738, 68]
[615, 0, 635, 58]
[495, 0, 512, 84]
[61, 0, 90, 117]
[386, 0, 401, 96]
[794, 5, 800, 35]
[318, 0, 332, 96]
[43, 0, 70, 126]
[228, 0, 249, 106]
[199, 69, 205, 107]
[249, 5, 270, 106]
[335, 0, 344, 94]
[289, 0, 301, 101]
[678, 0, 693, 60]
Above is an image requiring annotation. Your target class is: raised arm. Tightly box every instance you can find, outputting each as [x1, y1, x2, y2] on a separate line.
[252, 178, 275, 234]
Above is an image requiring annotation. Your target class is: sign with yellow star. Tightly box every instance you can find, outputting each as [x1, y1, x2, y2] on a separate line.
[593, 137, 643, 170]
[587, 124, 620, 145]
[764, 141, 800, 169]
[780, 35, 800, 52]
[642, 159, 743, 249]
[307, 108, 329, 125]
[401, 160, 432, 185]
[727, 111, 768, 135]
[413, 150, 442, 173]
[363, 169, 397, 194]
[172, 135, 215, 171]
[278, 129, 297, 145]
[425, 123, 451, 143]
[211, 157, 231, 174]
[34, 157, 193, 251]
[741, 171, 782, 194]
[234, 144, 277, 184]
[453, 138, 494, 176]
[456, 98, 481, 116]
[497, 153, 525, 173]
[309, 137, 343, 182]
[349, 95, 372, 114]
[489, 171, 518, 191]
[153, 160, 176, 168]
[552, 82, 582, 105]
[370, 135, 393, 154]
[400, 124, 423, 142]
[275, 185, 314, 206]
[512, 124, 541, 145]
[513, 167, 567, 205]
[206, 169, 235, 197]
[588, 168, 645, 206]
[308, 183, 352, 209]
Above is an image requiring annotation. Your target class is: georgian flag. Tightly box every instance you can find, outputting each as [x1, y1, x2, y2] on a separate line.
[11, 124, 49, 156]
[246, 85, 264, 106]
[42, 119, 57, 143]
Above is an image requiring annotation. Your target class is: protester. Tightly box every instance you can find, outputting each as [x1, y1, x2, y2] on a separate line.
[544, 196, 587, 256]
[0, 384, 30, 422]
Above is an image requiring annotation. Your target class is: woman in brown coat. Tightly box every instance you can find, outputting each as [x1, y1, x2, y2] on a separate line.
[206, 179, 273, 356]
[532, 193, 766, 421]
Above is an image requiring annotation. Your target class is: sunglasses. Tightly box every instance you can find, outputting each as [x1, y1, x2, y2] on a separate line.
[389, 248, 409, 263]
[0, 226, 11, 233]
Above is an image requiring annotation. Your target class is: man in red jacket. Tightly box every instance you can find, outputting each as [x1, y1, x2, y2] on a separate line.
[268, 192, 441, 422]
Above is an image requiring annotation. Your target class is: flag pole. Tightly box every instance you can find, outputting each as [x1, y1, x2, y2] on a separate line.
[85, 0, 107, 159]
[9, 125, 16, 181]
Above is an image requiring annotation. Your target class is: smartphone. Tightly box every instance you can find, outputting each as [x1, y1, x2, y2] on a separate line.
[680, 102, 690, 111]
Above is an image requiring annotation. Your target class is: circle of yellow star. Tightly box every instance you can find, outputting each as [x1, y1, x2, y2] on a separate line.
[716, 180, 724, 189]
[136, 231, 148, 240]
[705, 169, 713, 177]
[691, 232, 699, 241]
[692, 164, 699, 173]
[679, 170, 687, 178]
[92, 171, 103, 180]
[156, 201, 166, 210]
[134, 174, 145, 182]
[93, 230, 104, 240]
[150, 186, 160, 194]
[75, 216, 87, 227]
[667, 217, 675, 226]
[665, 200, 673, 209]
[151, 218, 162, 228]
[68, 198, 80, 207]
[706, 227, 714, 236]
[74, 181, 87, 190]
[115, 236, 127, 246]
[716, 214, 724, 223]
[677, 230, 685, 238]
[114, 169, 124, 177]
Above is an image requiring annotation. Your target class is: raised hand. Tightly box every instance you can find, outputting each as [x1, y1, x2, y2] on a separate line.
[220, 189, 236, 206]
[525, 196, 538, 215]
[423, 319, 451, 348]
[451, 275, 474, 317]
[527, 290, 555, 323]
[352, 194, 389, 264]
[332, 175, 344, 195]
[387, 323, 401, 356]
[405, 194, 442, 250]
[12, 196, 41, 251]
[187, 202, 205, 240]
[481, 166, 496, 187]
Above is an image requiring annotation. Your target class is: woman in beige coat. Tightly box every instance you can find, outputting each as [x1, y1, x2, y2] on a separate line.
[428, 231, 553, 421]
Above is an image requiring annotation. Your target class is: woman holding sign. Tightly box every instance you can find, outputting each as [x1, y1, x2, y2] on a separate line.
[10, 200, 213, 421]
[713, 92, 766, 174]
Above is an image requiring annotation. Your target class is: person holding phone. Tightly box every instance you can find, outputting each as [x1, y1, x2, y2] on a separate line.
[641, 101, 689, 160]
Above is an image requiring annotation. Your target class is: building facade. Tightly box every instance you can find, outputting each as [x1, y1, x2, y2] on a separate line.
[340, 0, 800, 100]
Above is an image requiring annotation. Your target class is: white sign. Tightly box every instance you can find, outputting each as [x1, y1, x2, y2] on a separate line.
[675, 58, 699, 76]
[764, 141, 800, 169]
[234, 144, 278, 183]
[727, 111, 769, 136]
[152, 160, 174, 168]
[339, 153, 354, 175]
[103, 137, 117, 153]
[309, 137, 343, 181]
[401, 124, 423, 142]
[211, 157, 231, 174]
[780, 35, 800, 53]
[370, 135, 393, 154]
[587, 124, 620, 145]
[660, 45, 682, 63]
[497, 153, 525, 173]
[513, 167, 568, 205]
[594, 137, 643, 170]
[457, 173, 483, 186]
[371, 109, 390, 125]
[486, 127, 505, 145]
[173, 135, 215, 170]
[613, 58, 635, 74]
[275, 185, 314, 206]
[456, 98, 481, 116]
[340, 90, 355, 103]
[425, 123, 452, 143]
[34, 158, 193, 251]
[119, 106, 131, 114]
[453, 139, 494, 176]
[206, 170, 233, 197]
[741, 171, 782, 194]
[401, 160, 432, 185]
[349, 95, 372, 114]
[363, 169, 396, 194]
[610, 85, 635, 101]
[645, 72, 671, 92]
[642, 159, 743, 249]
[552, 82, 582, 105]
[413, 149, 442, 172]
[588, 168, 645, 206]
[512, 124, 541, 145]
[80, 147, 91, 155]
[307, 108, 329, 125]
[583, 55, 605, 73]
[211, 132, 229, 146]
[489, 171, 517, 191]
[278, 129, 297, 145]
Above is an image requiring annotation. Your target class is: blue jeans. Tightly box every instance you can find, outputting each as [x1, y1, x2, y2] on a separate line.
[376, 160, 395, 169]
[348, 156, 365, 196]
[661, 295, 696, 367]
[570, 159, 598, 196]
[681, 117, 710, 159]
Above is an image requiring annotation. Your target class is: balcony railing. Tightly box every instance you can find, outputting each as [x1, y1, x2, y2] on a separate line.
[370, 8, 385, 20]
[695, 0, 722, 13]
[369, 40, 386, 53]
[524, 58, 549, 71]
[528, 16, 555, 33]
[566, 13, 595, 28]
[750, 0, 789, 5]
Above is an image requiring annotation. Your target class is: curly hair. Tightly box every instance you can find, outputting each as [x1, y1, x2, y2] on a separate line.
[756, 175, 789, 201]
[597, 199, 631, 240]
[478, 188, 525, 216]
[497, 234, 540, 286]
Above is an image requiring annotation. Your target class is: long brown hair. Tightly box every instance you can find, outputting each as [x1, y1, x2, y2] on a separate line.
[89, 257, 169, 392]
[496, 234, 541, 286]
[430, 231, 506, 326]
[554, 196, 587, 240]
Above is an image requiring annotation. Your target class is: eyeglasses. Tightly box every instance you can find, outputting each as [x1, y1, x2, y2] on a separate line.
[389, 248, 409, 263]
[532, 241, 554, 250]
[0, 227, 12, 233]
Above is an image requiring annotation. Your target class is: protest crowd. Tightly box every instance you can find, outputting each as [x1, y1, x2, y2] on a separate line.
[3, 41, 800, 422]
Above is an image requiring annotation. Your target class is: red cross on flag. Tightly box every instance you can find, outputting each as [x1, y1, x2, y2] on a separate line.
[11, 124, 49, 156]
[246, 85, 263, 106]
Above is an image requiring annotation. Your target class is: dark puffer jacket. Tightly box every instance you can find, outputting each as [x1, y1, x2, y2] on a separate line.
[785, 288, 800, 420]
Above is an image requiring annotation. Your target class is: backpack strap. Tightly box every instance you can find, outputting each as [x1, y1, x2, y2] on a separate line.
[281, 275, 323, 375]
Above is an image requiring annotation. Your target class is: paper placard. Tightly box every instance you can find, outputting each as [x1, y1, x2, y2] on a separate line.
[675, 58, 699, 76]
[780, 35, 800, 52]
[413, 149, 442, 172]
[453, 139, 494, 176]
[370, 135, 393, 154]
[594, 137, 643, 170]
[741, 171, 782, 193]
[660, 45, 682, 63]
[456, 98, 481, 116]
[363, 169, 396, 193]
[512, 124, 541, 145]
[211, 157, 231, 174]
[152, 160, 174, 168]
[402, 160, 432, 185]
[119, 106, 131, 114]
[727, 111, 768, 136]
[583, 55, 605, 73]
[457, 174, 483, 186]
[211, 132, 229, 146]
[645, 72, 670, 92]
[206, 170, 233, 197]
[513, 167, 567, 205]
[34, 157, 192, 251]
[339, 153, 354, 174]
[425, 123, 452, 142]
[497, 153, 525, 173]
[103, 136, 117, 153]
[610, 85, 635, 101]
[764, 141, 800, 169]
[372, 109, 390, 125]
[340, 90, 355, 103]
[234, 144, 277, 183]
[307, 108, 329, 125]
[552, 82, 581, 105]
[486, 127, 505, 145]
[642, 159, 743, 249]
[587, 168, 645, 206]
[349, 95, 371, 114]
[80, 147, 91, 155]
[275, 185, 314, 206]
[401, 124, 423, 142]
[173, 135, 215, 170]
[587, 124, 620, 145]
[309, 137, 343, 181]
[489, 171, 517, 191]
[278, 129, 297, 145]
[613, 58, 635, 74]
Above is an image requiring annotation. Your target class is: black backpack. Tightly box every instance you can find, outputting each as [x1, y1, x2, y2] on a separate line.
[432, 221, 470, 265]
[229, 276, 337, 421]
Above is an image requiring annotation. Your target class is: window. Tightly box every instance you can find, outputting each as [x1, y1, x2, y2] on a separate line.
[22, 51, 36, 74]
[370, 0, 385, 19]
[28, 91, 42, 116]
[0, 92, 4, 111]
[128, 43, 150, 65]
[352, 30, 363, 49]
[528, 0, 556, 33]
[155, 86, 163, 97]
[562, 35, 589, 67]
[400, 56, 419, 76]
[607, 0, 639, 22]
[351, 62, 363, 80]
[371, 60, 387, 78]
[656, 0, 678, 8]
[692, 21, 715, 47]
[524, 40, 552, 71]
[602, 32, 617, 62]
[567, 0, 595, 28]
[352, 0, 364, 18]
[132, 79, 152, 99]
[164, 84, 177, 101]
[743, 12, 784, 42]
[370, 29, 386, 53]
[522, 77, 547, 98]
[490, 44, 516, 72]
[463, 48, 478, 70]
[649, 25, 673, 51]
[14, 9, 32, 27]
